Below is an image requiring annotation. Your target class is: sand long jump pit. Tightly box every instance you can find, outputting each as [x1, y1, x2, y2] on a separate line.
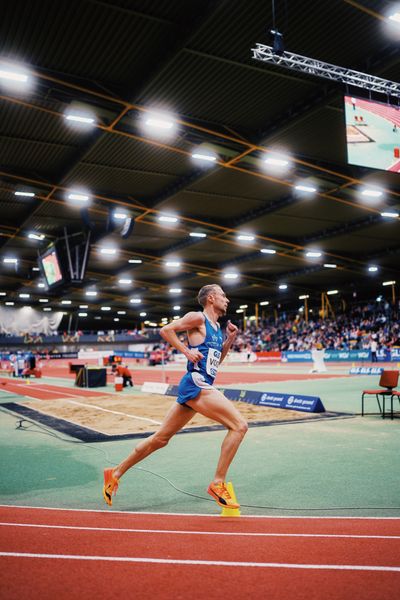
[2, 386, 350, 442]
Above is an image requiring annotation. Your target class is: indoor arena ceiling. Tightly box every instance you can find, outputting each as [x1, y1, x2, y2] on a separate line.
[0, 0, 399, 328]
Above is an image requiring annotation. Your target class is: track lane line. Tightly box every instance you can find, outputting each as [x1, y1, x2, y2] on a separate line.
[1, 552, 400, 572]
[1, 505, 399, 519]
[1, 522, 400, 540]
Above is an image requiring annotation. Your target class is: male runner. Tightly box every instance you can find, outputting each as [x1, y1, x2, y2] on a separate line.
[103, 284, 248, 509]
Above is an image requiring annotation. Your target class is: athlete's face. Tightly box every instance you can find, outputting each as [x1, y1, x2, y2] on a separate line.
[211, 286, 229, 316]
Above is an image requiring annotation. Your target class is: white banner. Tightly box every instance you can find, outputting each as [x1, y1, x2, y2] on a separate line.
[0, 306, 63, 335]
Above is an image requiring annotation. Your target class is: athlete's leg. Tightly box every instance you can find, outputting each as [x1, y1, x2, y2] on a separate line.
[186, 389, 248, 482]
[113, 402, 195, 479]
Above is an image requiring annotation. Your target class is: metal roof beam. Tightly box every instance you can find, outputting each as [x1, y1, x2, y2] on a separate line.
[220, 193, 296, 228]
[301, 214, 382, 244]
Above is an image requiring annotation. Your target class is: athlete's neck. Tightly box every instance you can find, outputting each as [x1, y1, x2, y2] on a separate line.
[203, 309, 219, 327]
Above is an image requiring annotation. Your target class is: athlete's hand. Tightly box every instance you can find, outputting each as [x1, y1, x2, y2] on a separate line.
[184, 348, 204, 364]
[226, 320, 238, 338]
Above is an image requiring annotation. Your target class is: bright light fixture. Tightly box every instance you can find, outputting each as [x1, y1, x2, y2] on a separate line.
[169, 288, 182, 293]
[165, 261, 181, 268]
[15, 191, 35, 197]
[39, 298, 48, 303]
[64, 113, 95, 125]
[278, 284, 288, 290]
[361, 189, 383, 198]
[28, 232, 45, 241]
[224, 273, 239, 280]
[117, 311, 126, 315]
[323, 263, 337, 269]
[114, 318, 119, 322]
[119, 278, 132, 284]
[237, 234, 255, 242]
[173, 305, 181, 310]
[381, 211, 399, 218]
[61, 300, 71, 305]
[130, 298, 141, 304]
[3, 258, 18, 264]
[259, 301, 269, 306]
[327, 289, 338, 295]
[32, 267, 40, 271]
[43, 307, 51, 311]
[114, 210, 128, 220]
[100, 247, 117, 255]
[191, 152, 217, 162]
[306, 251, 322, 258]
[85, 290, 97, 297]
[5, 301, 14, 306]
[236, 309, 244, 313]
[0, 64, 32, 92]
[295, 184, 317, 193]
[382, 280, 396, 286]
[0, 67, 29, 83]
[388, 11, 400, 23]
[67, 192, 90, 202]
[128, 258, 142, 264]
[140, 312, 147, 317]
[368, 266, 378, 272]
[79, 305, 88, 309]
[260, 248, 276, 255]
[37, 283, 45, 288]
[299, 294, 309, 299]
[189, 232, 207, 238]
[158, 215, 178, 224]
[78, 312, 88, 317]
[240, 304, 248, 309]
[144, 116, 174, 130]
[101, 306, 111, 311]
[0, 292, 6, 296]
[140, 111, 177, 140]
[264, 155, 289, 167]
[19, 293, 30, 298]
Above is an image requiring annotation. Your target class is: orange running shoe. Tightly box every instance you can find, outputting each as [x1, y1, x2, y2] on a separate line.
[207, 481, 240, 509]
[103, 468, 119, 506]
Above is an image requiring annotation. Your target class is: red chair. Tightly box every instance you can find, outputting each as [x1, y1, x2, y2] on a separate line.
[361, 370, 399, 418]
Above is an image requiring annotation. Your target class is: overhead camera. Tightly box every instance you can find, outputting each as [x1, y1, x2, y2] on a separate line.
[270, 29, 284, 55]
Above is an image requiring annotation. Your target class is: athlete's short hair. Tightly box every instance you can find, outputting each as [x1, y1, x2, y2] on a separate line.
[197, 284, 220, 307]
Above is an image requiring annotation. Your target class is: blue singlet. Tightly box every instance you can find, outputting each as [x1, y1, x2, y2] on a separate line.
[176, 313, 224, 405]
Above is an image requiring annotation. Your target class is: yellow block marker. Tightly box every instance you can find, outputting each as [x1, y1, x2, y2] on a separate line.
[220, 481, 241, 517]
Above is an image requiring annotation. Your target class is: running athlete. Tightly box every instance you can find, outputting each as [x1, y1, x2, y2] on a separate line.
[103, 284, 248, 509]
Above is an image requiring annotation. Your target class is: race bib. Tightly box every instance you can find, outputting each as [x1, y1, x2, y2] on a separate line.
[206, 348, 221, 378]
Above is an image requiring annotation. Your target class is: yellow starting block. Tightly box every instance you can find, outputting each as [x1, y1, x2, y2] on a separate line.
[220, 481, 241, 517]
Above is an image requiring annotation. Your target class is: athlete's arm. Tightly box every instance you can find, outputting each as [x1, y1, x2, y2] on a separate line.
[220, 320, 239, 364]
[160, 312, 204, 364]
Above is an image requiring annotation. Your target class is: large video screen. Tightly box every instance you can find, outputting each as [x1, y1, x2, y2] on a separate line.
[344, 95, 400, 172]
[40, 247, 63, 287]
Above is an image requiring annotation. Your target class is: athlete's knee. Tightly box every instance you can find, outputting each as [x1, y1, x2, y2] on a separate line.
[233, 419, 248, 437]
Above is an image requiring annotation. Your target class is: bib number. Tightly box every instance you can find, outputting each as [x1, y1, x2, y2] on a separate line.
[206, 348, 221, 378]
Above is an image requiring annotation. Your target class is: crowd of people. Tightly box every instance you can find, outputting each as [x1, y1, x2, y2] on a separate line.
[230, 300, 400, 354]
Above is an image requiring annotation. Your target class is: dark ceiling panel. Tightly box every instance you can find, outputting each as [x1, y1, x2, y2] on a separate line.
[138, 50, 319, 131]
